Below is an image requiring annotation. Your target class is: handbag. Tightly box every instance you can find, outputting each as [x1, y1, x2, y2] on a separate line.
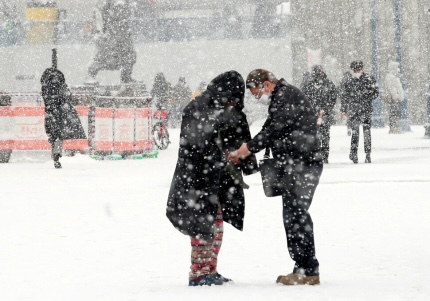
[259, 148, 286, 197]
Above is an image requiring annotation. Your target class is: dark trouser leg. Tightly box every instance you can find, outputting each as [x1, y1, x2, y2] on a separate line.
[363, 115, 372, 154]
[49, 138, 63, 160]
[282, 162, 323, 276]
[319, 123, 331, 160]
[350, 118, 360, 155]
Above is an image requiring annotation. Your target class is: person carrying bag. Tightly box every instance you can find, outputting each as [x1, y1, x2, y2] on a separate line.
[229, 69, 323, 286]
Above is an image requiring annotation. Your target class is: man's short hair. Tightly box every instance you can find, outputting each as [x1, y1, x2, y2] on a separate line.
[350, 61, 364, 72]
[246, 69, 278, 89]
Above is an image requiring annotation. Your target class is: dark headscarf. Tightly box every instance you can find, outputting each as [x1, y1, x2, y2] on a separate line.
[206, 70, 245, 110]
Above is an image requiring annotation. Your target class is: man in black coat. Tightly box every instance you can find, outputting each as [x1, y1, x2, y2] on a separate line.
[231, 69, 323, 286]
[166, 71, 258, 286]
[41, 67, 86, 168]
[340, 61, 379, 163]
[301, 65, 337, 163]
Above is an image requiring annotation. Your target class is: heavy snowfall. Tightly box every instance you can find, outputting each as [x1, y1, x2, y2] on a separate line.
[1, 0, 430, 300]
[1, 125, 430, 300]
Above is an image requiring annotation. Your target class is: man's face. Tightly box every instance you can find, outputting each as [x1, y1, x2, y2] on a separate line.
[249, 86, 263, 99]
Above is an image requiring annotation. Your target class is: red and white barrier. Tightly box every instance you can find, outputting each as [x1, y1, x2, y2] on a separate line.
[63, 106, 89, 151]
[0, 107, 14, 150]
[91, 107, 153, 153]
[135, 108, 152, 150]
[114, 108, 135, 151]
[0, 106, 89, 151]
[92, 108, 114, 152]
[0, 98, 153, 160]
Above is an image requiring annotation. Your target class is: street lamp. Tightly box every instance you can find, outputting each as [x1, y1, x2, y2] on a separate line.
[393, 0, 411, 131]
[370, 0, 384, 128]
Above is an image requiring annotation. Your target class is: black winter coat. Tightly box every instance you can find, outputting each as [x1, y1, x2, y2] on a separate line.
[166, 71, 258, 241]
[301, 74, 337, 125]
[247, 79, 322, 164]
[41, 68, 86, 144]
[340, 72, 379, 119]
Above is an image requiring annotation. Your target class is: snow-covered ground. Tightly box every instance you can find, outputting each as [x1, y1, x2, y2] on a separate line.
[1, 124, 430, 301]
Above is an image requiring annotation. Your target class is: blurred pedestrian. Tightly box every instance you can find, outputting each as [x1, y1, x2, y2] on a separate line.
[171, 76, 191, 127]
[384, 61, 404, 134]
[302, 65, 337, 163]
[41, 51, 86, 169]
[340, 61, 379, 164]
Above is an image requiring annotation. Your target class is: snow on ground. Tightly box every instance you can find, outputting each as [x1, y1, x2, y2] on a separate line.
[1, 124, 430, 301]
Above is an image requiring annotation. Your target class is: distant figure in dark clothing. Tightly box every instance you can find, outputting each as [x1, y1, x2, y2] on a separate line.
[41, 50, 87, 169]
[384, 61, 404, 134]
[340, 61, 379, 164]
[302, 65, 337, 163]
[171, 77, 191, 127]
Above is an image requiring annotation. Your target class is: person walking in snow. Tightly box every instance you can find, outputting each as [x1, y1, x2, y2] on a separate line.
[41, 51, 87, 169]
[230, 69, 323, 286]
[384, 61, 404, 134]
[340, 61, 379, 164]
[171, 76, 191, 127]
[301, 65, 337, 163]
[166, 71, 258, 286]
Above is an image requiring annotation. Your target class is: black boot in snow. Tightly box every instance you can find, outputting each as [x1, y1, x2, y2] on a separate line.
[365, 154, 371, 164]
[349, 153, 358, 164]
[53, 154, 62, 169]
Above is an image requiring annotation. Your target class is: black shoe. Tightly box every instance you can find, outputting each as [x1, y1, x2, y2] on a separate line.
[189, 275, 224, 286]
[349, 153, 358, 164]
[365, 154, 371, 164]
[54, 160, 62, 169]
[214, 272, 232, 283]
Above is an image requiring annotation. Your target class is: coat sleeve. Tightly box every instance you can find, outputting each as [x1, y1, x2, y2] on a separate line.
[339, 81, 349, 113]
[247, 86, 304, 154]
[363, 74, 379, 100]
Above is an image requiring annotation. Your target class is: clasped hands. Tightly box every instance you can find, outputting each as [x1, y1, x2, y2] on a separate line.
[227, 143, 251, 165]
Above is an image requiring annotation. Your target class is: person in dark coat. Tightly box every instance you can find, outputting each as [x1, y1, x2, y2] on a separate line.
[301, 65, 337, 163]
[230, 69, 323, 286]
[166, 70, 258, 286]
[171, 76, 191, 127]
[340, 61, 379, 164]
[41, 66, 86, 169]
